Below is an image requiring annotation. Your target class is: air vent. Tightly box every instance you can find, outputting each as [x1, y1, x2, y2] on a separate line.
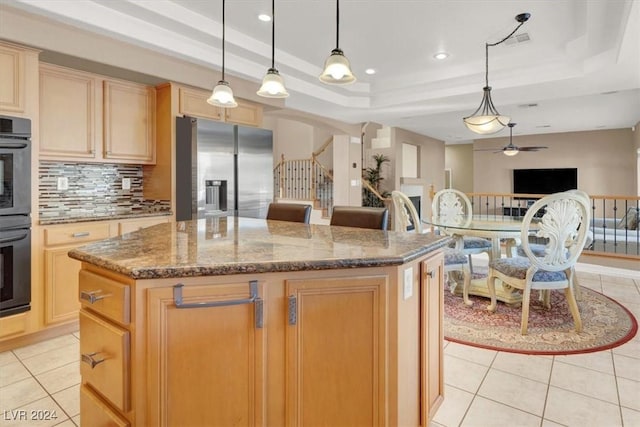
[504, 32, 531, 46]
[536, 125, 551, 128]
[518, 103, 538, 108]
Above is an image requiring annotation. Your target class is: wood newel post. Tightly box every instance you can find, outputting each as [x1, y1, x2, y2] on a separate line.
[311, 154, 317, 201]
[280, 154, 285, 199]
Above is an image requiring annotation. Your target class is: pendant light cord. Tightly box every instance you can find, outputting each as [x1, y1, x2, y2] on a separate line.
[484, 20, 527, 87]
[271, 0, 275, 69]
[335, 0, 340, 50]
[222, 0, 226, 81]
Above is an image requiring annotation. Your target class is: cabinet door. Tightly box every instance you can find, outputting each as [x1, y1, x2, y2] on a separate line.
[420, 252, 445, 424]
[0, 43, 25, 112]
[40, 64, 100, 159]
[225, 98, 263, 127]
[147, 281, 266, 426]
[44, 246, 82, 325]
[178, 86, 224, 121]
[103, 80, 156, 164]
[285, 275, 388, 426]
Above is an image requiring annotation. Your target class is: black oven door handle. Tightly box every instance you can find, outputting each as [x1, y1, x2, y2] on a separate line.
[0, 140, 28, 149]
[0, 233, 29, 244]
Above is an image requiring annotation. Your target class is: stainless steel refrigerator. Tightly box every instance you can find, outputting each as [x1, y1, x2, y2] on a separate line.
[175, 116, 273, 221]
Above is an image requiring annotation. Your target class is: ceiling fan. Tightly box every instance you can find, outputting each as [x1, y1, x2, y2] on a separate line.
[475, 123, 548, 156]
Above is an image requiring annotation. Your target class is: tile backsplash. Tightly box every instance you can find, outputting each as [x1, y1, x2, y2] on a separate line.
[39, 161, 170, 218]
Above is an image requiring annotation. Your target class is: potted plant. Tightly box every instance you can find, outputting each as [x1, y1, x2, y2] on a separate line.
[362, 153, 390, 207]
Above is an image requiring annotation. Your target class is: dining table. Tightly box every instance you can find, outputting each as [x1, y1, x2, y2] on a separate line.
[424, 215, 541, 305]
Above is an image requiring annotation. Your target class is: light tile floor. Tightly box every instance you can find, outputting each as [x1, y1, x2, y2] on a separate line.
[0, 261, 638, 427]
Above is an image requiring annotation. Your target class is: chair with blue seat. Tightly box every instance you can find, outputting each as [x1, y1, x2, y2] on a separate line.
[486, 191, 590, 335]
[512, 190, 592, 303]
[392, 190, 472, 305]
[431, 189, 493, 272]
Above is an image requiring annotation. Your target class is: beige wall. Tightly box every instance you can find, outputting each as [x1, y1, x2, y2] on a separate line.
[472, 128, 637, 196]
[444, 144, 474, 194]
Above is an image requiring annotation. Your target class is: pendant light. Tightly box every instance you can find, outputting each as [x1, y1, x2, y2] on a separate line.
[257, 0, 289, 98]
[319, 0, 356, 85]
[207, 0, 238, 108]
[463, 13, 530, 134]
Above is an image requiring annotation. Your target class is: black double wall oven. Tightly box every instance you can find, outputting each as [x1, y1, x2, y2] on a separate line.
[1, 115, 32, 317]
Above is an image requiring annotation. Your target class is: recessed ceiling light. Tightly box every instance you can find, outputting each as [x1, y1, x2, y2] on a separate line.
[365, 68, 376, 75]
[258, 14, 271, 22]
[433, 52, 449, 60]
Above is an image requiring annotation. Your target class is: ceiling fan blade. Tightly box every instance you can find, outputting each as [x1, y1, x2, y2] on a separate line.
[474, 148, 503, 151]
[518, 146, 548, 151]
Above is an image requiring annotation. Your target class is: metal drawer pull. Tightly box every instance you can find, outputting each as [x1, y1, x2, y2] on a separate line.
[0, 233, 29, 244]
[426, 270, 435, 278]
[173, 280, 259, 309]
[80, 290, 111, 304]
[81, 352, 106, 369]
[72, 232, 90, 238]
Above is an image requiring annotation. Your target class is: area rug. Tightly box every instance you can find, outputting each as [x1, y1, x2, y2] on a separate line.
[444, 277, 638, 355]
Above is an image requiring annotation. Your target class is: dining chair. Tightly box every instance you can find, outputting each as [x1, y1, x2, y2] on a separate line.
[392, 191, 472, 304]
[266, 202, 312, 224]
[431, 189, 492, 271]
[330, 206, 389, 230]
[486, 191, 590, 335]
[512, 190, 592, 303]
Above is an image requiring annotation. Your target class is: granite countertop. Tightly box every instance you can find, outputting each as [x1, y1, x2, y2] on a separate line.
[39, 209, 173, 225]
[68, 217, 451, 279]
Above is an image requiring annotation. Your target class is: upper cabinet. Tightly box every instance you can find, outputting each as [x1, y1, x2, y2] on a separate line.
[0, 42, 26, 113]
[0, 41, 39, 115]
[103, 80, 156, 163]
[39, 63, 156, 164]
[177, 85, 262, 127]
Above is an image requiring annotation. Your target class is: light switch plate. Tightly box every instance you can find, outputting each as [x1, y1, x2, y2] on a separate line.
[122, 177, 131, 190]
[57, 177, 68, 191]
[403, 267, 413, 300]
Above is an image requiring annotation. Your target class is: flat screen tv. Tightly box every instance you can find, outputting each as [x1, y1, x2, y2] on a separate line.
[513, 168, 577, 195]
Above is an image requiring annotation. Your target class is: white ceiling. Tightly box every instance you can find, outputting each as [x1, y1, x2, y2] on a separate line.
[1, 0, 639, 143]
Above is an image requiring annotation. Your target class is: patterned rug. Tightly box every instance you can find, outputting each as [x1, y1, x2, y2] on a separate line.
[444, 275, 638, 355]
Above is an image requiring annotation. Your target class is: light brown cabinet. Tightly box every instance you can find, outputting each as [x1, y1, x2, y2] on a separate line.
[285, 275, 388, 426]
[76, 248, 445, 426]
[39, 63, 156, 164]
[43, 222, 113, 325]
[177, 85, 263, 127]
[0, 42, 27, 113]
[420, 252, 445, 423]
[41, 216, 169, 327]
[146, 280, 266, 426]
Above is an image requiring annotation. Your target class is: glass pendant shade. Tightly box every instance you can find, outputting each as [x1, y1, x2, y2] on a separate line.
[320, 48, 356, 84]
[463, 13, 530, 135]
[207, 80, 238, 108]
[463, 87, 510, 134]
[257, 68, 289, 98]
[503, 147, 519, 156]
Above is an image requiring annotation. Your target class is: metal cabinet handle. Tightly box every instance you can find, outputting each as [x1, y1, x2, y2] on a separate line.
[0, 141, 28, 149]
[173, 280, 258, 309]
[72, 232, 90, 238]
[426, 270, 435, 278]
[80, 290, 111, 304]
[0, 233, 29, 244]
[81, 352, 106, 369]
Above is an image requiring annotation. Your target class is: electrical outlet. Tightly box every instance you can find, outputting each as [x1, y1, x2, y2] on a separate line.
[57, 177, 68, 191]
[122, 177, 131, 190]
[403, 267, 413, 300]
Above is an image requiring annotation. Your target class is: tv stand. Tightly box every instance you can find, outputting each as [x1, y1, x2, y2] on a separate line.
[503, 207, 529, 217]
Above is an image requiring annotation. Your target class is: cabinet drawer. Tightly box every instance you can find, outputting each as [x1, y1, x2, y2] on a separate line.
[79, 270, 130, 325]
[80, 310, 130, 412]
[118, 216, 169, 235]
[45, 223, 111, 246]
[80, 384, 130, 427]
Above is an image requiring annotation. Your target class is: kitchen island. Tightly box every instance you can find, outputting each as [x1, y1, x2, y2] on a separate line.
[69, 216, 450, 427]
